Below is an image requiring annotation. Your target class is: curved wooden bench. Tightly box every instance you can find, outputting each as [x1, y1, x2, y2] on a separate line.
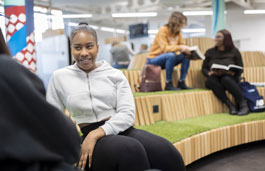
[174, 120, 265, 165]
[128, 49, 265, 71]
[123, 67, 265, 93]
[133, 88, 265, 126]
[188, 51, 265, 69]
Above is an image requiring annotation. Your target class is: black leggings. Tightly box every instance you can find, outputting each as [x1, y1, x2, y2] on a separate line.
[81, 121, 186, 171]
[205, 75, 244, 103]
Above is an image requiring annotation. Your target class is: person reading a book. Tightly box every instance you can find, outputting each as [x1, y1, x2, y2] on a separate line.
[202, 29, 249, 116]
[147, 11, 192, 90]
[47, 23, 186, 171]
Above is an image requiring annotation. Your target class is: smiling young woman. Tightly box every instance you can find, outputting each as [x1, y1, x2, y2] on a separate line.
[47, 23, 186, 171]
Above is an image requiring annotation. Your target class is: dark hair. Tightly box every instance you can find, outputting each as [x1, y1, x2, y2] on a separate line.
[217, 29, 235, 51]
[166, 11, 187, 34]
[70, 22, 98, 44]
[0, 28, 11, 56]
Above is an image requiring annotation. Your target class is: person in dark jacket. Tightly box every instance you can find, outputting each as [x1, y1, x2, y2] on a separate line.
[202, 29, 249, 116]
[0, 28, 81, 171]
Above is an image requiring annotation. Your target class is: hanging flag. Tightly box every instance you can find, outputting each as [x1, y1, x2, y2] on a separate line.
[212, 0, 226, 37]
[4, 0, 36, 72]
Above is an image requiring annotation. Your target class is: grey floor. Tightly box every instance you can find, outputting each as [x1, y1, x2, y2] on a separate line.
[186, 140, 265, 171]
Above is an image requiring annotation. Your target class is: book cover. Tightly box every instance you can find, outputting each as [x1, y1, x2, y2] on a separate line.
[211, 63, 243, 71]
[186, 46, 205, 60]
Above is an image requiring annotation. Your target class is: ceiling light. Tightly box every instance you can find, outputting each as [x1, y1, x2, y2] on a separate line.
[68, 22, 78, 27]
[112, 12, 157, 17]
[244, 10, 265, 14]
[182, 28, 206, 33]
[100, 27, 115, 32]
[33, 6, 48, 13]
[116, 29, 126, 34]
[51, 9, 62, 15]
[183, 11, 213, 16]
[148, 30, 158, 34]
[62, 14, 92, 19]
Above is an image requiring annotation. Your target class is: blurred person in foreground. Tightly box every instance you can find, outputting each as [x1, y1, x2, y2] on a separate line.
[0, 28, 81, 170]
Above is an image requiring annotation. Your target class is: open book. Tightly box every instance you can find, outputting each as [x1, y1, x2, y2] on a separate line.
[186, 46, 205, 60]
[211, 63, 243, 72]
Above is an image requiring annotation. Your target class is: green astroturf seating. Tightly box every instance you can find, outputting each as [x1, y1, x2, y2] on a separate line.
[137, 115, 265, 166]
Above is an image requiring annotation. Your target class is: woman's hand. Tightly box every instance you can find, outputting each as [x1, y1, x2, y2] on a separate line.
[209, 70, 235, 76]
[180, 45, 191, 55]
[78, 127, 105, 170]
[208, 71, 215, 76]
[225, 70, 235, 76]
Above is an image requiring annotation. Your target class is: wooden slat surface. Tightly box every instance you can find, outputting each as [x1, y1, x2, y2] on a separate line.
[174, 120, 265, 165]
[134, 88, 265, 126]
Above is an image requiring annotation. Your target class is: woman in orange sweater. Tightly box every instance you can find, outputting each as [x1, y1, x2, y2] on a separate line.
[148, 12, 191, 90]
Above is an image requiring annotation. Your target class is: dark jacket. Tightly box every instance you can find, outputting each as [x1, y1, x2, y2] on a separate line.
[202, 47, 243, 78]
[0, 55, 81, 170]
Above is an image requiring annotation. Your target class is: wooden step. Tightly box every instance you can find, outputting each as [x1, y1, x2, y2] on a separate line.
[128, 49, 265, 70]
[123, 67, 265, 92]
[134, 88, 265, 126]
[174, 120, 265, 165]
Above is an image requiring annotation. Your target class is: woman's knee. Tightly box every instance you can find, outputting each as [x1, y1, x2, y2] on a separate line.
[205, 77, 219, 89]
[221, 75, 235, 85]
[165, 52, 177, 62]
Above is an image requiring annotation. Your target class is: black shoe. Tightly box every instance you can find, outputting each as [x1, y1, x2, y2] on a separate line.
[177, 80, 192, 90]
[237, 99, 249, 116]
[165, 82, 181, 91]
[224, 100, 237, 115]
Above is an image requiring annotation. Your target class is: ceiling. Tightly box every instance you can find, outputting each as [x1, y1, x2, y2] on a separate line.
[33, 0, 265, 29]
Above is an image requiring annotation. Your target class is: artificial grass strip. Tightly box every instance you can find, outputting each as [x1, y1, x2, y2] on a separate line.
[134, 89, 207, 97]
[136, 112, 265, 143]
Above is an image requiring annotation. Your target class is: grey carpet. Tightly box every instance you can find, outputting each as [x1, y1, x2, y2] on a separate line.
[186, 140, 265, 171]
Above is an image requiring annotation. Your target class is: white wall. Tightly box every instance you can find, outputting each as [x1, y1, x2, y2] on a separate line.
[198, 3, 265, 52]
[96, 30, 114, 63]
[226, 3, 265, 51]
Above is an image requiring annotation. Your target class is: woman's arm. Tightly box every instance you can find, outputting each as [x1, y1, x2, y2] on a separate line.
[46, 73, 65, 112]
[233, 48, 244, 78]
[79, 71, 135, 169]
[100, 71, 135, 135]
[202, 50, 211, 76]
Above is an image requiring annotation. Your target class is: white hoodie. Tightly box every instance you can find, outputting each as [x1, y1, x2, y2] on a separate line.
[46, 60, 135, 135]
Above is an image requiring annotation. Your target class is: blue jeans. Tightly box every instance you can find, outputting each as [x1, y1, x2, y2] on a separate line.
[146, 52, 190, 82]
[113, 63, 129, 69]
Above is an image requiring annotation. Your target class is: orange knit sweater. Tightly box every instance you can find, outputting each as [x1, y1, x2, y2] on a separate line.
[148, 25, 185, 58]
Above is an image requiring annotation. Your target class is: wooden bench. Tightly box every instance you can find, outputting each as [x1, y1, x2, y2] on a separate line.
[128, 49, 265, 70]
[175, 120, 265, 165]
[123, 66, 265, 93]
[133, 88, 265, 126]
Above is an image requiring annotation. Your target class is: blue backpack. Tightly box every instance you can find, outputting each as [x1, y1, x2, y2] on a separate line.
[238, 81, 265, 112]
